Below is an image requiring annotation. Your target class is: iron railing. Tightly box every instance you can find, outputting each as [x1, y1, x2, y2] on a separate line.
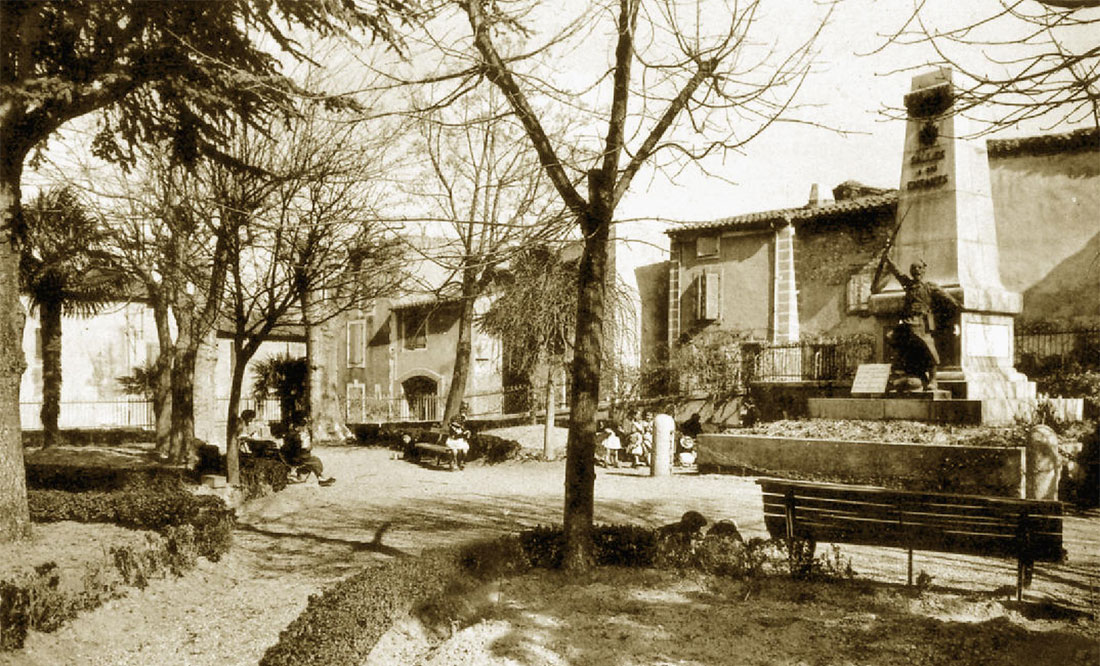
[746, 338, 875, 383]
[20, 399, 154, 430]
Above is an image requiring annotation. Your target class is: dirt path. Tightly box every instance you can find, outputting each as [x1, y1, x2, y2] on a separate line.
[5, 445, 1099, 665]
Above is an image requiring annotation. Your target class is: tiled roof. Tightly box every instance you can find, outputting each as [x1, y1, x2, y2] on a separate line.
[667, 192, 898, 237]
[388, 291, 463, 310]
[987, 127, 1098, 159]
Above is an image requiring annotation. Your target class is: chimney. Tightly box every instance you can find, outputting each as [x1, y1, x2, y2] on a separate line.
[807, 183, 820, 208]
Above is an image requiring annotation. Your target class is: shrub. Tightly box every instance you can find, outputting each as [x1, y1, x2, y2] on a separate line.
[1, 531, 202, 651]
[519, 524, 658, 569]
[25, 464, 185, 493]
[28, 489, 235, 561]
[21, 428, 155, 448]
[468, 433, 523, 464]
[1037, 371, 1100, 419]
[239, 457, 290, 499]
[260, 550, 464, 666]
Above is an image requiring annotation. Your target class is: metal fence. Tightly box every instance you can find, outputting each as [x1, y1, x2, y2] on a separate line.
[20, 399, 154, 430]
[746, 338, 875, 383]
[216, 398, 284, 424]
[1015, 326, 1099, 373]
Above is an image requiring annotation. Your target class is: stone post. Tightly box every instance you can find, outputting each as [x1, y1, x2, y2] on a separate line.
[651, 413, 674, 477]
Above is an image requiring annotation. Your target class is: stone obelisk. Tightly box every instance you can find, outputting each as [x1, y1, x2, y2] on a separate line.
[870, 68, 1034, 420]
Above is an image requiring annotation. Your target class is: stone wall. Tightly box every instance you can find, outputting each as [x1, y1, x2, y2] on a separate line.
[697, 433, 1025, 497]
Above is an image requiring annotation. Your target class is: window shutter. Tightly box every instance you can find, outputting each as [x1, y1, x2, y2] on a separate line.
[696, 235, 719, 258]
[697, 272, 720, 320]
[347, 320, 365, 367]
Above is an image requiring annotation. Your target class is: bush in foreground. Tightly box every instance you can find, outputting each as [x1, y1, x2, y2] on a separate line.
[260, 550, 463, 666]
[1, 527, 209, 651]
[262, 523, 850, 666]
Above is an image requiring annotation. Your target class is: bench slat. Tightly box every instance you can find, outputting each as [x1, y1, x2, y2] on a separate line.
[762, 510, 1063, 545]
[757, 479, 1062, 516]
[760, 491, 1062, 521]
[761, 498, 1063, 534]
[762, 516, 1064, 562]
[761, 506, 1060, 543]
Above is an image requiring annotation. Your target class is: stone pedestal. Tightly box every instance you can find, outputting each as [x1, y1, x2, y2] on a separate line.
[869, 68, 1034, 422]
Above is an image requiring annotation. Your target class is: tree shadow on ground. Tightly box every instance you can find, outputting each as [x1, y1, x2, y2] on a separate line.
[469, 570, 1098, 666]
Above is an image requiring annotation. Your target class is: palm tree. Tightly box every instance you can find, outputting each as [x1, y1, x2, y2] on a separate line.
[20, 187, 120, 448]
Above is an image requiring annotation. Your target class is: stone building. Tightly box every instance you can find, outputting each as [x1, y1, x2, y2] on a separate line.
[663, 127, 1099, 362]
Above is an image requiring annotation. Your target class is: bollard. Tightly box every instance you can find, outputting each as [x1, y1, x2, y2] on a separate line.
[651, 413, 674, 477]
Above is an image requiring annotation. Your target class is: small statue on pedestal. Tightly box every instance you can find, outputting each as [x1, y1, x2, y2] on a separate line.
[881, 256, 960, 392]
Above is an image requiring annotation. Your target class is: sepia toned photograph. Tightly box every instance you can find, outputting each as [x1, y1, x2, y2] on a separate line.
[1, 1, 1097, 664]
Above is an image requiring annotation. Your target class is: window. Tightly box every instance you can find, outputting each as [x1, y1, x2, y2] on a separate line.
[346, 319, 365, 367]
[696, 235, 719, 258]
[403, 308, 428, 350]
[696, 271, 720, 321]
[346, 381, 366, 422]
[846, 263, 876, 314]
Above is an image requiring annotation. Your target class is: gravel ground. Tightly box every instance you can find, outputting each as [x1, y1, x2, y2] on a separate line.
[4, 428, 1099, 665]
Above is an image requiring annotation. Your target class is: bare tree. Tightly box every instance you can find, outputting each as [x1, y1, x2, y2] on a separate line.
[876, 1, 1099, 130]
[397, 0, 833, 568]
[407, 90, 568, 426]
[220, 107, 406, 484]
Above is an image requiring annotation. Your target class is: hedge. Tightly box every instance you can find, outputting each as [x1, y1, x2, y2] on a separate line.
[260, 550, 464, 666]
[25, 463, 185, 493]
[28, 489, 235, 561]
[21, 428, 155, 448]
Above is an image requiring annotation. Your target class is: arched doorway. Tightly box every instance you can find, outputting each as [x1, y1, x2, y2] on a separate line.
[402, 376, 438, 421]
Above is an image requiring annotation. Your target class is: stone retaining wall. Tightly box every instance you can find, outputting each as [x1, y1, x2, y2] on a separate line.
[697, 433, 1025, 497]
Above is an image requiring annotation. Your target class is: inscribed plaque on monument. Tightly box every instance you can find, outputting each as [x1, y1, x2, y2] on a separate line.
[851, 364, 892, 395]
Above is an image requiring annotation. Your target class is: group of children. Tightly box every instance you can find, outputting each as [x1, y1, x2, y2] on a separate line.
[596, 411, 702, 469]
[236, 409, 337, 486]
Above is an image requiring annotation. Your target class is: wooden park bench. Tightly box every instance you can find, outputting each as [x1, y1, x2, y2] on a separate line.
[412, 429, 460, 470]
[756, 478, 1064, 601]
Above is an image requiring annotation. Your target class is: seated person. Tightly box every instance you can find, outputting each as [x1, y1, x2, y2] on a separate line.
[236, 409, 279, 456]
[677, 413, 702, 466]
[281, 413, 336, 486]
[444, 408, 472, 470]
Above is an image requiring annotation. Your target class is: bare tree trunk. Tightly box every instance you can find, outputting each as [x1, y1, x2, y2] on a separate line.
[169, 343, 197, 466]
[151, 301, 173, 457]
[562, 201, 609, 571]
[543, 361, 554, 460]
[443, 271, 479, 425]
[39, 298, 62, 448]
[152, 353, 172, 457]
[225, 340, 249, 486]
[300, 287, 314, 423]
[0, 159, 31, 542]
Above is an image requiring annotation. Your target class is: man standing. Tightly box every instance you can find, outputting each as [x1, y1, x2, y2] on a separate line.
[883, 257, 960, 390]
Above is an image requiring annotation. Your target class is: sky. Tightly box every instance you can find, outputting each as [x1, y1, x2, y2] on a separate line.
[606, 0, 1097, 225]
[22, 0, 1097, 233]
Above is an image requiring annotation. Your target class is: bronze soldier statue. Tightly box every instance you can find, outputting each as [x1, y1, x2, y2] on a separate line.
[882, 257, 960, 391]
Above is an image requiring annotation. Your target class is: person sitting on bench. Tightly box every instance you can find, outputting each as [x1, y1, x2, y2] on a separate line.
[236, 409, 279, 457]
[445, 406, 472, 470]
[282, 413, 336, 486]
